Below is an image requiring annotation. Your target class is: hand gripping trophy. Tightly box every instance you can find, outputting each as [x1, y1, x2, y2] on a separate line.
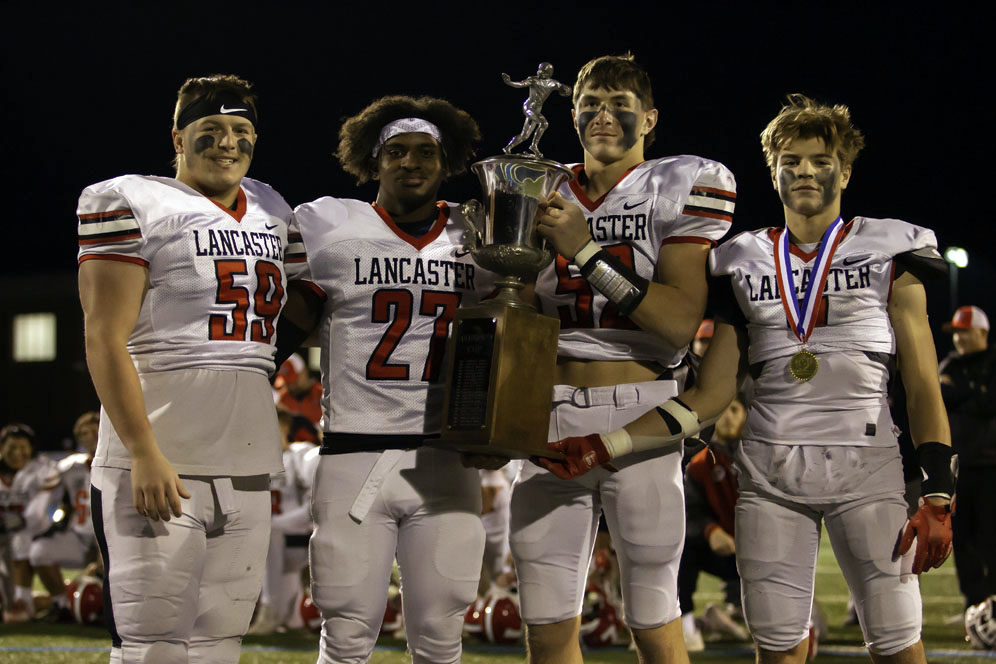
[501, 63, 571, 158]
[437, 64, 574, 458]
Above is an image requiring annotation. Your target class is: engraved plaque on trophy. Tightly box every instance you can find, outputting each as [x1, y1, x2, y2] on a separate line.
[437, 63, 573, 458]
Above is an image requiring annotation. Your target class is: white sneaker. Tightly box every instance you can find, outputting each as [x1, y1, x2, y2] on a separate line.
[703, 603, 749, 641]
[248, 603, 281, 635]
[683, 622, 705, 652]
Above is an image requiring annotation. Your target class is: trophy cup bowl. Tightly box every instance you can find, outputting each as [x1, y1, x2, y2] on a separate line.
[463, 155, 575, 290]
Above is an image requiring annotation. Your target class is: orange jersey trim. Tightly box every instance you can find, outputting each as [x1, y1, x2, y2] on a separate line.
[660, 236, 716, 247]
[78, 231, 141, 246]
[568, 163, 644, 212]
[209, 187, 248, 222]
[78, 208, 133, 220]
[78, 254, 150, 268]
[299, 280, 327, 301]
[689, 185, 737, 199]
[371, 202, 449, 251]
[681, 208, 732, 222]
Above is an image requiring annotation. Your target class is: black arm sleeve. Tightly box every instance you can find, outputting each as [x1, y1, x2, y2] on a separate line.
[273, 281, 324, 373]
[706, 273, 748, 329]
[894, 248, 948, 283]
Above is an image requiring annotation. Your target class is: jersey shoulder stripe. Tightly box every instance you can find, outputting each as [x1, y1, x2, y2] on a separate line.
[681, 160, 737, 222]
[286, 231, 307, 264]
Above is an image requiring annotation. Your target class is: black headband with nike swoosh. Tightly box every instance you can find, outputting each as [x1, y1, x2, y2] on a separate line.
[176, 91, 257, 130]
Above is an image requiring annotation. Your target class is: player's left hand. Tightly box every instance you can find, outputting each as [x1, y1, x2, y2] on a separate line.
[897, 500, 953, 574]
[536, 192, 592, 260]
[533, 434, 612, 479]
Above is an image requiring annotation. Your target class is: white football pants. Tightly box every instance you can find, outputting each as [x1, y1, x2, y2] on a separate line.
[309, 446, 484, 664]
[92, 466, 270, 664]
[510, 380, 685, 629]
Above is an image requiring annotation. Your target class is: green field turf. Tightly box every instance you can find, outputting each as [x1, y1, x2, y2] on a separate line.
[1, 531, 991, 663]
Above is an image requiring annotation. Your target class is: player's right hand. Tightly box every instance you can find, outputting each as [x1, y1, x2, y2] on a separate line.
[707, 527, 736, 556]
[536, 192, 592, 260]
[130, 449, 191, 521]
[534, 434, 611, 480]
[897, 501, 953, 574]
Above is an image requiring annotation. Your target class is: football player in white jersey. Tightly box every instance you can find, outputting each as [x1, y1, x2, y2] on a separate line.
[28, 411, 102, 622]
[291, 95, 491, 664]
[544, 94, 953, 664]
[1, 423, 59, 622]
[77, 74, 311, 663]
[512, 54, 736, 664]
[249, 407, 319, 635]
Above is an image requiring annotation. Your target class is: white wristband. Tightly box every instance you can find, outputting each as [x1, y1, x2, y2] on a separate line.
[658, 399, 703, 437]
[573, 240, 600, 267]
[599, 428, 633, 459]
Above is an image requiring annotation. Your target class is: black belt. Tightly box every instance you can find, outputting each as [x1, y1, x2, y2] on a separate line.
[319, 433, 439, 455]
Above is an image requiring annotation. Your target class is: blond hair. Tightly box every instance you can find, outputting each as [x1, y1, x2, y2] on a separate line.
[761, 93, 865, 173]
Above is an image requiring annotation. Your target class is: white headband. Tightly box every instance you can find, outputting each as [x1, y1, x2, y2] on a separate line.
[373, 118, 443, 157]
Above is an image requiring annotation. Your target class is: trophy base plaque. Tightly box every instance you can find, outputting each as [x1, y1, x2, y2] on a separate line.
[438, 299, 559, 458]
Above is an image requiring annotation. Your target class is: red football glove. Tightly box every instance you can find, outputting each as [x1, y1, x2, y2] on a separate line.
[534, 434, 611, 480]
[897, 501, 953, 574]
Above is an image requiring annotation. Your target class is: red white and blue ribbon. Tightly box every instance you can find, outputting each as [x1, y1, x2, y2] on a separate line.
[773, 217, 844, 342]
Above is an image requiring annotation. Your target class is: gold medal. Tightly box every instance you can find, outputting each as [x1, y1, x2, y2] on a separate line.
[789, 350, 818, 381]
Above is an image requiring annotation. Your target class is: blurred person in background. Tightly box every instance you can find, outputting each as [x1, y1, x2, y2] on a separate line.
[677, 398, 748, 651]
[0, 423, 59, 622]
[938, 306, 996, 618]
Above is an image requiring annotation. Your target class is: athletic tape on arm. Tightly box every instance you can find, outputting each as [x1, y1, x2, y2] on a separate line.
[574, 241, 650, 316]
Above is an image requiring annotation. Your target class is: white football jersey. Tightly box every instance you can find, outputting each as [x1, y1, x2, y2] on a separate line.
[292, 199, 496, 440]
[270, 441, 318, 528]
[0, 458, 58, 530]
[78, 175, 309, 475]
[710, 216, 939, 446]
[57, 453, 95, 539]
[77, 175, 310, 375]
[535, 156, 735, 365]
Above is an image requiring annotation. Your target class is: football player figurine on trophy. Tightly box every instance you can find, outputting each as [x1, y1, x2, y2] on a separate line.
[502, 63, 572, 158]
[438, 64, 573, 458]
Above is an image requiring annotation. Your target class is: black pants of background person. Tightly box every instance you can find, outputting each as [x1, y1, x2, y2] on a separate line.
[952, 466, 996, 607]
[677, 535, 741, 614]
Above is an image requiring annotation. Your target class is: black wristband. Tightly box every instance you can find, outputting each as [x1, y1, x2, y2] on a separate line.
[578, 249, 650, 316]
[918, 441, 955, 499]
[273, 317, 312, 375]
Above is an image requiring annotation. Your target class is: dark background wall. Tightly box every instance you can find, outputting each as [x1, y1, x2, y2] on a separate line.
[1, 2, 989, 448]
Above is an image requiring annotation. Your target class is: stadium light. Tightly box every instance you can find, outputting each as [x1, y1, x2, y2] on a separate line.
[944, 246, 969, 269]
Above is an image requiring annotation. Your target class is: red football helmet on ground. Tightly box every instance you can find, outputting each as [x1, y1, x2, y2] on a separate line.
[464, 597, 486, 640]
[299, 593, 322, 633]
[482, 592, 523, 645]
[580, 583, 624, 648]
[66, 575, 103, 625]
[381, 589, 403, 635]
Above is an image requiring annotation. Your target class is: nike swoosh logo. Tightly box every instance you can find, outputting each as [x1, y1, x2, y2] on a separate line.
[455, 248, 472, 258]
[265, 223, 278, 230]
[623, 199, 648, 210]
[842, 255, 869, 266]
[220, 105, 247, 114]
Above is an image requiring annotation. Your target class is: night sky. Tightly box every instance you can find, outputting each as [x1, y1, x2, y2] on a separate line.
[2, 2, 989, 356]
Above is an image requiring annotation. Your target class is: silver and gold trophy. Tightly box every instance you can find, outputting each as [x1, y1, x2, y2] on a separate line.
[437, 63, 573, 457]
